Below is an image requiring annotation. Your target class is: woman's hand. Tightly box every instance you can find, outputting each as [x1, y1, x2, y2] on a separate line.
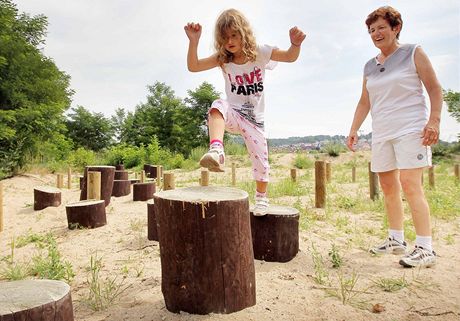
[289, 26, 306, 47]
[422, 120, 440, 146]
[346, 132, 359, 151]
[184, 22, 202, 43]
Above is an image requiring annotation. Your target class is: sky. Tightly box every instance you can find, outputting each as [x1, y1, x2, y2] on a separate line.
[16, 0, 460, 141]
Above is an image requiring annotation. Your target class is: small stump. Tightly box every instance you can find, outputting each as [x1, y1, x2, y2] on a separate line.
[0, 279, 74, 320]
[147, 199, 158, 241]
[133, 182, 155, 201]
[114, 170, 128, 180]
[66, 200, 106, 229]
[250, 205, 299, 262]
[34, 186, 61, 211]
[154, 186, 255, 315]
[115, 164, 125, 170]
[112, 180, 131, 197]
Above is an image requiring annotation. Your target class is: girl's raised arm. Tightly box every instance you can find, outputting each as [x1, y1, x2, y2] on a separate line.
[185, 23, 219, 72]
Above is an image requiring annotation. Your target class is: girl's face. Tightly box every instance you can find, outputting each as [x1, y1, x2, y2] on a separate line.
[368, 17, 400, 50]
[223, 28, 242, 55]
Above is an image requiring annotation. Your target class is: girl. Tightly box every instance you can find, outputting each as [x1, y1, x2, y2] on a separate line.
[184, 8, 306, 215]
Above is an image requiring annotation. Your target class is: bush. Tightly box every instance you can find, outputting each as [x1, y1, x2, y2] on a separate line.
[68, 148, 97, 171]
[322, 142, 346, 157]
[293, 152, 314, 169]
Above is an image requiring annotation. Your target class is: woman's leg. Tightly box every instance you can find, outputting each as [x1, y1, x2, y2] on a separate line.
[378, 170, 404, 231]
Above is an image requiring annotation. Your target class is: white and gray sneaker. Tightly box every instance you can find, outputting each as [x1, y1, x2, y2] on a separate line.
[370, 237, 407, 255]
[253, 196, 269, 216]
[199, 148, 225, 172]
[399, 246, 436, 268]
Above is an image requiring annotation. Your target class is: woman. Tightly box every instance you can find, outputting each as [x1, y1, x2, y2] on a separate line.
[346, 6, 442, 268]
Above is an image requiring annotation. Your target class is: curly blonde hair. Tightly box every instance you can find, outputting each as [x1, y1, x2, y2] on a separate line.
[214, 9, 257, 66]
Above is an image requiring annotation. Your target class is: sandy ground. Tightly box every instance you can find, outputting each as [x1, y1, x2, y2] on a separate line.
[1, 154, 459, 321]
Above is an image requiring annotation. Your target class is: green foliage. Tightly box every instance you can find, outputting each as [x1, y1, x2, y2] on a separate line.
[328, 244, 343, 268]
[443, 89, 459, 123]
[322, 142, 346, 157]
[68, 147, 97, 171]
[224, 141, 247, 155]
[0, 0, 73, 177]
[66, 106, 114, 151]
[293, 152, 314, 169]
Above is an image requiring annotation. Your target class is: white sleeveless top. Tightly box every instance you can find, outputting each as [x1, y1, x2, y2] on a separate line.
[364, 44, 428, 143]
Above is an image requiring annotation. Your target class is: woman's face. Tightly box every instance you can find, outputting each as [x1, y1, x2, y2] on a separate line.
[368, 17, 400, 50]
[224, 28, 242, 55]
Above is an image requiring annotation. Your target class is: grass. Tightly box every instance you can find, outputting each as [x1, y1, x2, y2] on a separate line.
[372, 275, 409, 292]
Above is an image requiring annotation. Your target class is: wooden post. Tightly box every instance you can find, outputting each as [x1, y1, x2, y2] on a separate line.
[290, 168, 297, 182]
[428, 165, 435, 188]
[352, 166, 356, 183]
[326, 162, 331, 183]
[87, 171, 101, 200]
[0, 182, 3, 233]
[56, 174, 64, 188]
[315, 161, 326, 208]
[201, 169, 209, 186]
[80, 166, 115, 207]
[67, 167, 72, 189]
[140, 170, 145, 183]
[163, 172, 175, 191]
[368, 162, 379, 200]
[232, 163, 236, 186]
[454, 164, 459, 181]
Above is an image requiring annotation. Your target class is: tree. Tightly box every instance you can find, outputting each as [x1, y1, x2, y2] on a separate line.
[0, 0, 73, 177]
[66, 106, 114, 151]
[110, 107, 126, 143]
[443, 89, 460, 123]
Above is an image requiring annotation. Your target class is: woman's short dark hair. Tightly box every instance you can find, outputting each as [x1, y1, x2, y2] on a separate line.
[366, 6, 403, 39]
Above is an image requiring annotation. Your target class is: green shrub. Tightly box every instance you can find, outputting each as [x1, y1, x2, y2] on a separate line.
[322, 142, 346, 157]
[293, 152, 313, 169]
[68, 147, 97, 171]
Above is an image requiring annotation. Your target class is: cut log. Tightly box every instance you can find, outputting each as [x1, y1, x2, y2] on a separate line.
[154, 186, 255, 314]
[66, 200, 106, 229]
[34, 186, 61, 211]
[147, 199, 158, 241]
[112, 180, 131, 197]
[133, 182, 155, 201]
[115, 164, 125, 170]
[80, 165, 115, 206]
[250, 205, 299, 263]
[0, 279, 74, 320]
[114, 170, 128, 180]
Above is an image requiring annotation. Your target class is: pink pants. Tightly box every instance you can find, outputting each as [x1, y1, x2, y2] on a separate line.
[210, 99, 269, 182]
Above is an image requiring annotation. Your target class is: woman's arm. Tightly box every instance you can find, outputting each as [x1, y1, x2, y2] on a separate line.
[414, 46, 443, 146]
[346, 77, 371, 151]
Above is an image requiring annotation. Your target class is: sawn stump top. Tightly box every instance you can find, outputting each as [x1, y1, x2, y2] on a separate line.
[154, 186, 248, 202]
[250, 205, 299, 216]
[0, 279, 70, 313]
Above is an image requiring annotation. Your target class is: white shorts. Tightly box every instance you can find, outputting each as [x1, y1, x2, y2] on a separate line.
[371, 132, 432, 173]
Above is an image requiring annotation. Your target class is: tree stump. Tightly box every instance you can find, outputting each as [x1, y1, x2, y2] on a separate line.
[66, 200, 106, 229]
[80, 166, 115, 206]
[144, 164, 162, 179]
[115, 164, 125, 170]
[34, 186, 62, 211]
[114, 170, 128, 180]
[154, 186, 255, 315]
[250, 206, 299, 262]
[133, 182, 156, 201]
[79, 176, 84, 190]
[147, 199, 158, 241]
[0, 279, 74, 320]
[112, 180, 131, 197]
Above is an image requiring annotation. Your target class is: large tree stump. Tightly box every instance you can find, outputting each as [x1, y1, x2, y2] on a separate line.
[80, 166, 115, 206]
[133, 182, 155, 201]
[250, 206, 299, 262]
[34, 186, 62, 211]
[154, 186, 255, 315]
[66, 200, 106, 229]
[114, 170, 128, 180]
[0, 279, 74, 320]
[147, 199, 158, 241]
[112, 180, 131, 197]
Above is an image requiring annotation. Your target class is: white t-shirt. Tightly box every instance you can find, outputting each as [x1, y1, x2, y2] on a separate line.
[364, 44, 429, 143]
[221, 45, 275, 128]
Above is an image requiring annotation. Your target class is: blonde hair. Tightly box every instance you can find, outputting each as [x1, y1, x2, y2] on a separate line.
[214, 9, 257, 66]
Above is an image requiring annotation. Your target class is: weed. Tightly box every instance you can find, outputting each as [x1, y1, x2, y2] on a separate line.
[373, 275, 409, 292]
[328, 244, 343, 268]
[311, 243, 330, 285]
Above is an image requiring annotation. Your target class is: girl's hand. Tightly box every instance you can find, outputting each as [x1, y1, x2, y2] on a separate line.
[184, 22, 202, 42]
[289, 27, 306, 47]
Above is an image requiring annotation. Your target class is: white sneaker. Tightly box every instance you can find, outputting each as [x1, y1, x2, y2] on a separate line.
[199, 148, 225, 172]
[370, 237, 407, 255]
[399, 246, 436, 268]
[253, 196, 269, 216]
